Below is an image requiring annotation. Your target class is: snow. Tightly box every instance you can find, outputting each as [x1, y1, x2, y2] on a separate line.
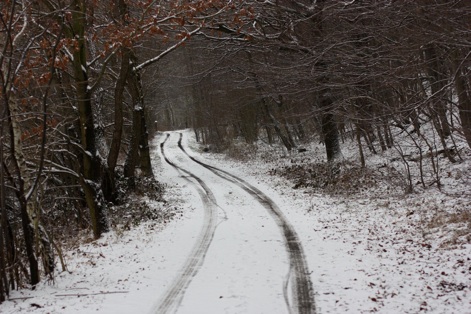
[2, 130, 470, 314]
[197, 130, 471, 314]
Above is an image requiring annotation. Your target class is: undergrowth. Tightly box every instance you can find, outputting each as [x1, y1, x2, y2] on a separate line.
[270, 161, 405, 196]
[109, 173, 172, 230]
[218, 137, 471, 248]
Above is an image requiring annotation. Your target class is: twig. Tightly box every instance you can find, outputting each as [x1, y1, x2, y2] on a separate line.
[55, 291, 129, 297]
[7, 296, 35, 301]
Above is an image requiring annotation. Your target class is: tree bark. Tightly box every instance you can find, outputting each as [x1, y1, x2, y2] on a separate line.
[0, 100, 11, 299]
[5, 101, 39, 285]
[320, 91, 342, 162]
[124, 56, 154, 178]
[424, 45, 452, 138]
[104, 48, 131, 200]
[276, 96, 296, 149]
[264, 103, 294, 151]
[453, 54, 471, 149]
[71, 0, 108, 239]
[356, 124, 366, 167]
[107, 0, 131, 186]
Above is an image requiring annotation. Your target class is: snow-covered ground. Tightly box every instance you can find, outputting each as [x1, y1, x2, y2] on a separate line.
[2, 129, 470, 314]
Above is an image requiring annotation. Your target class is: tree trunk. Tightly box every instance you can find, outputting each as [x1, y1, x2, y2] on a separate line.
[265, 125, 274, 145]
[138, 105, 154, 177]
[295, 117, 306, 141]
[0, 105, 10, 299]
[276, 97, 296, 149]
[0, 225, 5, 302]
[105, 48, 131, 201]
[424, 45, 451, 138]
[123, 105, 140, 181]
[377, 125, 387, 152]
[6, 89, 42, 285]
[320, 92, 342, 162]
[356, 125, 366, 167]
[108, 49, 129, 173]
[71, 0, 108, 239]
[453, 55, 471, 149]
[265, 103, 294, 151]
[124, 55, 154, 178]
[0, 0, 41, 289]
[384, 123, 393, 148]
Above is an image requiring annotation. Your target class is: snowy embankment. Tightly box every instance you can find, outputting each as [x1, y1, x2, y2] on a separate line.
[199, 130, 471, 314]
[2, 129, 470, 314]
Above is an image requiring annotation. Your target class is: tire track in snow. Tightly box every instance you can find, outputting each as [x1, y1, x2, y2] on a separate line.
[150, 133, 218, 314]
[177, 132, 316, 314]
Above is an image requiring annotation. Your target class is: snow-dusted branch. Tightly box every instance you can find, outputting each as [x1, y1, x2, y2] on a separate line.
[134, 26, 202, 71]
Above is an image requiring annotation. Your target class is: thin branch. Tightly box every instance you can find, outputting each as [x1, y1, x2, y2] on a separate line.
[134, 27, 202, 71]
[55, 291, 129, 297]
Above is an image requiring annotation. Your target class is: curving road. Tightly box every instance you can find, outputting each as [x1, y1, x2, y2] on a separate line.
[152, 131, 316, 314]
[151, 133, 218, 313]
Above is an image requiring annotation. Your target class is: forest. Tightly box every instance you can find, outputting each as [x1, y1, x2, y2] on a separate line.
[1, 0, 470, 303]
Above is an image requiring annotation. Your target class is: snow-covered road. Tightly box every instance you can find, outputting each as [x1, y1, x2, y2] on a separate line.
[3, 129, 470, 314]
[153, 132, 315, 313]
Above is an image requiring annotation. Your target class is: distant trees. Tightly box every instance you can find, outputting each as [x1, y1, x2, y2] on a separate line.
[155, 1, 471, 167]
